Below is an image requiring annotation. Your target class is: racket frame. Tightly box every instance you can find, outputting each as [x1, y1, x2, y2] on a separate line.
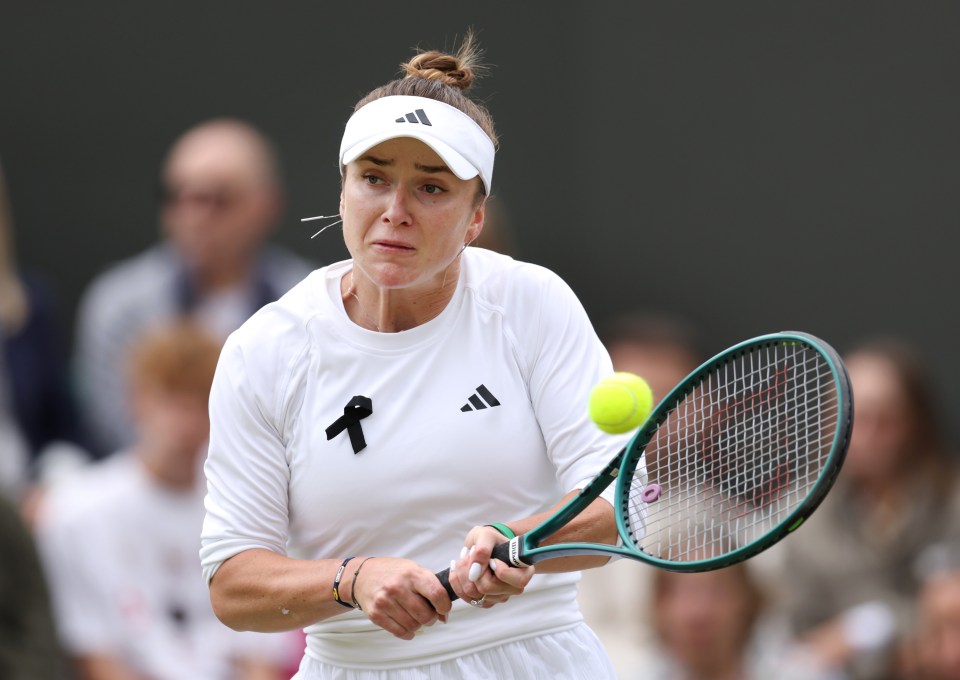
[502, 330, 853, 572]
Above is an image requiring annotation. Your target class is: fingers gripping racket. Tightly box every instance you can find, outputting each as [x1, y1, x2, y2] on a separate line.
[436, 331, 852, 599]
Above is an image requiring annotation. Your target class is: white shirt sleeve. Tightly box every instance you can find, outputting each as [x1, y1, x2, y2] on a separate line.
[200, 330, 305, 584]
[520, 269, 632, 496]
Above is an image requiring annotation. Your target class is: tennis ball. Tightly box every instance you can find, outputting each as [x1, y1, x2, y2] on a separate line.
[588, 372, 654, 434]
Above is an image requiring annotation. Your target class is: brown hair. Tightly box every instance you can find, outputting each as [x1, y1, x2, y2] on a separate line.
[599, 311, 703, 362]
[354, 31, 499, 151]
[126, 321, 222, 399]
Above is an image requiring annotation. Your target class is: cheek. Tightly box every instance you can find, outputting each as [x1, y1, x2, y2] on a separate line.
[168, 411, 210, 450]
[434, 208, 476, 248]
[661, 591, 705, 627]
[340, 190, 377, 235]
[337, 210, 364, 253]
[153, 401, 209, 438]
[847, 409, 912, 474]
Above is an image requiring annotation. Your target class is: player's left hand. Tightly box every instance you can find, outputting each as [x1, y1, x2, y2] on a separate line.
[449, 525, 535, 608]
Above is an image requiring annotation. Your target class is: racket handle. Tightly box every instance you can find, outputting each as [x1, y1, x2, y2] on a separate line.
[434, 541, 514, 602]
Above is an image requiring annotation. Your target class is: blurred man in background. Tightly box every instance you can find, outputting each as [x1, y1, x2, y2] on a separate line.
[74, 118, 314, 457]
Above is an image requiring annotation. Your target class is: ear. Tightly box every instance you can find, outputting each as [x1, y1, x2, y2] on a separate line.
[339, 187, 345, 216]
[465, 199, 486, 246]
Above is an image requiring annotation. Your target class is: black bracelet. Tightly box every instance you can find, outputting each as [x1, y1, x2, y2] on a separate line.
[332, 557, 356, 609]
[350, 557, 375, 611]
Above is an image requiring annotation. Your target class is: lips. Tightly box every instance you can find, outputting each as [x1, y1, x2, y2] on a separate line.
[372, 239, 415, 252]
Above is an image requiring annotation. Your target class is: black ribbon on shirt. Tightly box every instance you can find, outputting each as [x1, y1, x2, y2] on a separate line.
[325, 396, 373, 454]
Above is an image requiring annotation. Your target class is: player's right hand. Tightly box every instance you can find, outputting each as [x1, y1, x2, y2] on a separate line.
[349, 557, 451, 640]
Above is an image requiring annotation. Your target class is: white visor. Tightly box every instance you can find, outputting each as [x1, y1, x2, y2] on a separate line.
[339, 95, 495, 194]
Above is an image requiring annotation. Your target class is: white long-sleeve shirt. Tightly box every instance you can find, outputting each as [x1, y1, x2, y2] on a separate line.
[201, 248, 628, 670]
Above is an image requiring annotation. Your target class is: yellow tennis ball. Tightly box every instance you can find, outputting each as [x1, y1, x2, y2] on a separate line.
[588, 372, 654, 434]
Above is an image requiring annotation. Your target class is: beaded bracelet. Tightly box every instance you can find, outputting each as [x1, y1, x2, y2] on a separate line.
[350, 557, 375, 610]
[332, 557, 356, 609]
[486, 523, 516, 539]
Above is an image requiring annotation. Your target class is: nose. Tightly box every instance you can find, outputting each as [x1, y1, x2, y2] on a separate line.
[381, 187, 413, 227]
[165, 198, 217, 240]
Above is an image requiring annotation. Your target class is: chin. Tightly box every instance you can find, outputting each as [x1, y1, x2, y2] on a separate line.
[366, 264, 422, 289]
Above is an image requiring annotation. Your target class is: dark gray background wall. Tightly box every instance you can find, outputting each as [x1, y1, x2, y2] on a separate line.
[1, 2, 958, 446]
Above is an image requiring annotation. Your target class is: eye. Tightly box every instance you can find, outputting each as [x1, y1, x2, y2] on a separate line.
[422, 183, 446, 195]
[362, 174, 384, 185]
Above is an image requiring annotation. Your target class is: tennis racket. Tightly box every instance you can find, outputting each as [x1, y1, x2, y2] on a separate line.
[436, 330, 852, 599]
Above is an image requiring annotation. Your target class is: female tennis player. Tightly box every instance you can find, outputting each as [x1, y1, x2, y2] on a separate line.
[200, 33, 627, 679]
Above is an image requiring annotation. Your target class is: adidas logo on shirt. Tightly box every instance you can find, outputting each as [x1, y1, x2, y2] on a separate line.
[460, 385, 501, 412]
[395, 109, 432, 126]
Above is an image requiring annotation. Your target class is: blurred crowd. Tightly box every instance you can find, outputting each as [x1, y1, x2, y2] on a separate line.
[2, 119, 959, 680]
[1, 120, 312, 680]
[578, 313, 960, 680]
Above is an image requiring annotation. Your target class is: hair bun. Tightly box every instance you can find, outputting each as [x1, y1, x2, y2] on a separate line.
[402, 51, 475, 91]
[350, 30, 497, 150]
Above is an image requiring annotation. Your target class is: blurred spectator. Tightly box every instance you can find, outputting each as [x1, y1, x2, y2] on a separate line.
[0, 161, 27, 338]
[0, 157, 88, 488]
[902, 544, 960, 680]
[0, 159, 31, 499]
[0, 158, 88, 499]
[37, 322, 292, 680]
[626, 564, 842, 680]
[74, 118, 315, 457]
[578, 311, 704, 676]
[781, 338, 960, 680]
[0, 494, 63, 679]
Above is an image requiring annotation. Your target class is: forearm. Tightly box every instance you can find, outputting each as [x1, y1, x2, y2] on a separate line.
[502, 491, 617, 572]
[209, 548, 357, 632]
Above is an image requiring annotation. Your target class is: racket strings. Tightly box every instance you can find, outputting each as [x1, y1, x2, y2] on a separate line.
[624, 342, 839, 564]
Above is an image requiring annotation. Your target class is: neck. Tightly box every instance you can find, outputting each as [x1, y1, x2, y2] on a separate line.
[687, 656, 746, 680]
[343, 263, 461, 333]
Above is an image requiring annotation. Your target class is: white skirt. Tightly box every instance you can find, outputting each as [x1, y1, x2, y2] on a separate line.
[291, 623, 616, 680]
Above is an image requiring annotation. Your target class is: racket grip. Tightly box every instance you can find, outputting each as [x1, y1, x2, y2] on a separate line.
[434, 541, 514, 602]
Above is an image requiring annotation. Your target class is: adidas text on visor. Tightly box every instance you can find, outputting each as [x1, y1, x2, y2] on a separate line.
[339, 95, 495, 194]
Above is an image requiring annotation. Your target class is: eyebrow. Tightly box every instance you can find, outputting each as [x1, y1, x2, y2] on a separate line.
[357, 154, 453, 176]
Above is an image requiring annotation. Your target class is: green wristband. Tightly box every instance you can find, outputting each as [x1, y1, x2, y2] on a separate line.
[486, 523, 516, 539]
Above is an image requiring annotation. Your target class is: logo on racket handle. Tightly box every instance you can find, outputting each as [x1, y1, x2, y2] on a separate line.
[506, 536, 528, 568]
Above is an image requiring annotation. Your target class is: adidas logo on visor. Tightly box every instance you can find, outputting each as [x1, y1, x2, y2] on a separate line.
[395, 109, 432, 126]
[339, 95, 494, 194]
